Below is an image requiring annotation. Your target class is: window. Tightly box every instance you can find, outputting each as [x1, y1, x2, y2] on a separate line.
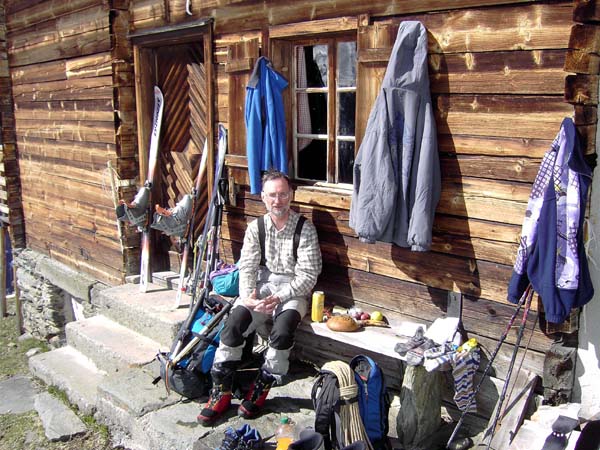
[292, 38, 357, 185]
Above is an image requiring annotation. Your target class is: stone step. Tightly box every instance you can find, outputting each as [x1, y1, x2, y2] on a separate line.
[66, 315, 162, 373]
[28, 346, 104, 415]
[92, 282, 190, 348]
[35, 391, 87, 442]
[95, 363, 183, 450]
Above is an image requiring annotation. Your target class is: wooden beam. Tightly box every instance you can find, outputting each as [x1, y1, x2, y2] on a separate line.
[574, 0, 600, 23]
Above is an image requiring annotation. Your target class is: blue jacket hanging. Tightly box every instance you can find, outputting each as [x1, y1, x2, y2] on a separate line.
[508, 118, 594, 323]
[245, 56, 289, 194]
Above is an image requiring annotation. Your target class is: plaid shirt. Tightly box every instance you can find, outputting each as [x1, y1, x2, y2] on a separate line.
[238, 210, 322, 302]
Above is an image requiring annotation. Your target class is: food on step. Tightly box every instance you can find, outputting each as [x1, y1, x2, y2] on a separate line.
[370, 311, 384, 321]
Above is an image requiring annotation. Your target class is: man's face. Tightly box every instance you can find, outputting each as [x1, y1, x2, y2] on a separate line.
[261, 177, 291, 218]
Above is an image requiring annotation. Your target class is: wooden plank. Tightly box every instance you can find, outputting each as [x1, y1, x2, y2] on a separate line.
[8, 26, 111, 67]
[440, 155, 540, 183]
[565, 49, 600, 75]
[20, 157, 108, 188]
[14, 99, 114, 122]
[429, 50, 567, 95]
[12, 76, 114, 102]
[269, 16, 358, 38]
[6, 0, 106, 32]
[486, 370, 539, 449]
[17, 137, 116, 170]
[435, 94, 573, 140]
[408, 2, 573, 53]
[565, 74, 600, 105]
[574, 0, 600, 23]
[439, 135, 552, 158]
[207, 1, 549, 36]
[15, 119, 116, 144]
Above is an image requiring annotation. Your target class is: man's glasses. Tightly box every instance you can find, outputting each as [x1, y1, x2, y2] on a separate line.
[264, 192, 290, 200]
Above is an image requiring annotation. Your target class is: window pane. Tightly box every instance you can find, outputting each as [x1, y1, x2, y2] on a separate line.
[338, 92, 355, 136]
[337, 140, 355, 184]
[298, 139, 327, 181]
[296, 45, 328, 88]
[297, 92, 327, 135]
[337, 41, 356, 88]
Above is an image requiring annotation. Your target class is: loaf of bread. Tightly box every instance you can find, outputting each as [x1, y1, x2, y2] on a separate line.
[326, 315, 360, 332]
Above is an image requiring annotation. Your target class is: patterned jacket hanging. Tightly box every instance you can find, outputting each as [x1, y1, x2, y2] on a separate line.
[508, 118, 594, 324]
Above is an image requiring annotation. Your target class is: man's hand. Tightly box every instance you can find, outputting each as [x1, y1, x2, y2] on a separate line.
[243, 289, 281, 314]
[258, 294, 281, 314]
[243, 289, 262, 311]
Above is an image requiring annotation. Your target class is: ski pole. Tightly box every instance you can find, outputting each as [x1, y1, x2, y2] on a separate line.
[170, 297, 234, 365]
[484, 286, 534, 450]
[172, 140, 209, 310]
[446, 285, 531, 448]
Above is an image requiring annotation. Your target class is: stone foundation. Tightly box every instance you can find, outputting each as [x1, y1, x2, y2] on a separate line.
[13, 249, 108, 346]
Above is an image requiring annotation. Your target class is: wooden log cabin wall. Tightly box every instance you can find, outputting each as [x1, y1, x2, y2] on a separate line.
[0, 2, 24, 247]
[2, 0, 136, 283]
[1, 0, 599, 424]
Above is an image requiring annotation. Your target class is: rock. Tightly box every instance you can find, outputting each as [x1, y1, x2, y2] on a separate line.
[26, 348, 42, 357]
[34, 392, 87, 442]
[7, 342, 17, 348]
[18, 332, 34, 342]
[48, 336, 62, 349]
[0, 375, 39, 414]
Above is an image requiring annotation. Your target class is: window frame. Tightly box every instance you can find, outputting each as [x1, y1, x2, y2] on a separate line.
[290, 36, 357, 187]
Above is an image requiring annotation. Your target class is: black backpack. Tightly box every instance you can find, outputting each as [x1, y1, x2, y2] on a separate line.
[153, 293, 232, 399]
[311, 370, 345, 450]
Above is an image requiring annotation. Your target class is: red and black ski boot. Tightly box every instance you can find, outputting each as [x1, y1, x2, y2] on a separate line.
[197, 384, 232, 425]
[237, 368, 276, 419]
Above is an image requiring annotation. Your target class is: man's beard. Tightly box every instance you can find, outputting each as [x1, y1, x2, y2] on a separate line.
[269, 205, 289, 218]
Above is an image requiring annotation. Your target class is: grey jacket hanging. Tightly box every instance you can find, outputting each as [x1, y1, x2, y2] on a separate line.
[349, 21, 440, 251]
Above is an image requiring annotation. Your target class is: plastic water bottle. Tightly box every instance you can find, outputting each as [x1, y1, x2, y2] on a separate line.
[275, 417, 294, 450]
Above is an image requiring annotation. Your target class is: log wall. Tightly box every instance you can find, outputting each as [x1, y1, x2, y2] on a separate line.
[3, 0, 136, 283]
[128, 0, 598, 389]
[0, 2, 24, 246]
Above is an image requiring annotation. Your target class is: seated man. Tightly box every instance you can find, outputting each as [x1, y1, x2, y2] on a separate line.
[198, 170, 322, 424]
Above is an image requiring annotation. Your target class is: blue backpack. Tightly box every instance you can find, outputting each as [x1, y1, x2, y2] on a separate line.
[350, 355, 392, 450]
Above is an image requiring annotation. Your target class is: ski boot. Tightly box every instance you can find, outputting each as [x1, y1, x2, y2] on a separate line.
[198, 363, 236, 424]
[197, 383, 233, 424]
[237, 368, 276, 419]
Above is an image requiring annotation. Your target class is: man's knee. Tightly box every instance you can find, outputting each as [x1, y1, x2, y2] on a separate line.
[270, 309, 301, 350]
[220, 306, 252, 347]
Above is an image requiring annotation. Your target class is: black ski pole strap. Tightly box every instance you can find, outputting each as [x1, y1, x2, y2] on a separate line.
[258, 215, 306, 267]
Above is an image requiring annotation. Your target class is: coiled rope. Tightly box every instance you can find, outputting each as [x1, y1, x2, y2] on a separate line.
[322, 360, 374, 450]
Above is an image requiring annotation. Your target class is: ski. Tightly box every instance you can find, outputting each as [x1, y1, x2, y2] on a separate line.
[187, 124, 228, 309]
[171, 139, 209, 309]
[139, 86, 165, 293]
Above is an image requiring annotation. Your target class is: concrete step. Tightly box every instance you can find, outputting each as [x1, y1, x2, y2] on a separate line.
[92, 282, 191, 348]
[66, 315, 162, 373]
[95, 363, 183, 450]
[29, 346, 104, 416]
